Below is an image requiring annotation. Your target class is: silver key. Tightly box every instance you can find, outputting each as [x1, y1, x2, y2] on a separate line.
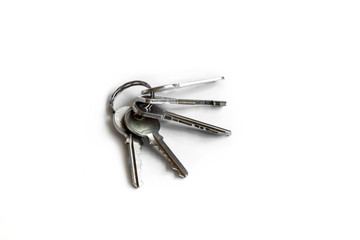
[124, 109, 188, 178]
[135, 96, 226, 106]
[141, 76, 224, 95]
[113, 106, 143, 188]
[132, 102, 232, 136]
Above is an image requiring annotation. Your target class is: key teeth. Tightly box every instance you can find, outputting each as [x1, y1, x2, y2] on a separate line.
[170, 163, 186, 178]
[150, 143, 187, 178]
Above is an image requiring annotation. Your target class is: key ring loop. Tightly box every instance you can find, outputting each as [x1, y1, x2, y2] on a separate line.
[109, 80, 154, 113]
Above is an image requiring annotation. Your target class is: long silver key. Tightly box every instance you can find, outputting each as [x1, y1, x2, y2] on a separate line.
[135, 96, 226, 106]
[141, 76, 224, 95]
[113, 106, 143, 188]
[132, 102, 232, 136]
[124, 109, 188, 178]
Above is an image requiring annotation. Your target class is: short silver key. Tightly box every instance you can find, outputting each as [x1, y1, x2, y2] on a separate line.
[135, 96, 226, 106]
[132, 102, 232, 136]
[113, 106, 143, 188]
[124, 109, 188, 178]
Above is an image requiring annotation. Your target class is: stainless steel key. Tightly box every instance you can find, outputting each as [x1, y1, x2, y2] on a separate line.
[113, 106, 143, 188]
[132, 102, 232, 136]
[124, 109, 188, 178]
[141, 76, 224, 95]
[135, 96, 226, 106]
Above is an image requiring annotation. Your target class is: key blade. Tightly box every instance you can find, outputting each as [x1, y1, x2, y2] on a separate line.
[113, 106, 144, 188]
[141, 76, 224, 94]
[133, 103, 231, 136]
[164, 111, 232, 136]
[147, 132, 188, 178]
[175, 99, 226, 106]
[128, 134, 144, 188]
[124, 108, 187, 178]
[135, 96, 226, 106]
[178, 76, 224, 88]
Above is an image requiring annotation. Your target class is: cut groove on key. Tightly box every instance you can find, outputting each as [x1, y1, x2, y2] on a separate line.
[110, 78, 231, 187]
[151, 133, 187, 177]
[124, 109, 188, 178]
[136, 96, 226, 106]
[133, 102, 232, 136]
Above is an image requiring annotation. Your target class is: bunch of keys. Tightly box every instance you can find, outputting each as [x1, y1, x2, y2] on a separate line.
[109, 77, 231, 188]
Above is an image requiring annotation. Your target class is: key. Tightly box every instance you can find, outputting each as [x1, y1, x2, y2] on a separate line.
[135, 96, 226, 106]
[124, 109, 188, 178]
[132, 102, 232, 136]
[113, 106, 143, 188]
[141, 76, 224, 95]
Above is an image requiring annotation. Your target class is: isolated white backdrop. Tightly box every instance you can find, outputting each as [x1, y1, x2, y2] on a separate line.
[0, 1, 359, 239]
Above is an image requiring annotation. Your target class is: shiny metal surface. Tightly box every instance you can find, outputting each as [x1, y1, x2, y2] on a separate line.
[113, 106, 143, 188]
[136, 96, 226, 106]
[109, 77, 231, 186]
[141, 76, 224, 94]
[124, 108, 160, 136]
[109, 80, 153, 113]
[132, 102, 232, 136]
[113, 106, 131, 138]
[124, 109, 188, 178]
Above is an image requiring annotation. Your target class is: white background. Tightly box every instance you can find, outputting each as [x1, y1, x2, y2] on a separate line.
[0, 1, 359, 239]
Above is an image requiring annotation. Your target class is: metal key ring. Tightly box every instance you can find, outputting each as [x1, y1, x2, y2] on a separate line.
[109, 80, 154, 113]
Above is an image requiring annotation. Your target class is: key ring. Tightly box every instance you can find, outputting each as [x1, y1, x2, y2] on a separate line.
[109, 80, 154, 113]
